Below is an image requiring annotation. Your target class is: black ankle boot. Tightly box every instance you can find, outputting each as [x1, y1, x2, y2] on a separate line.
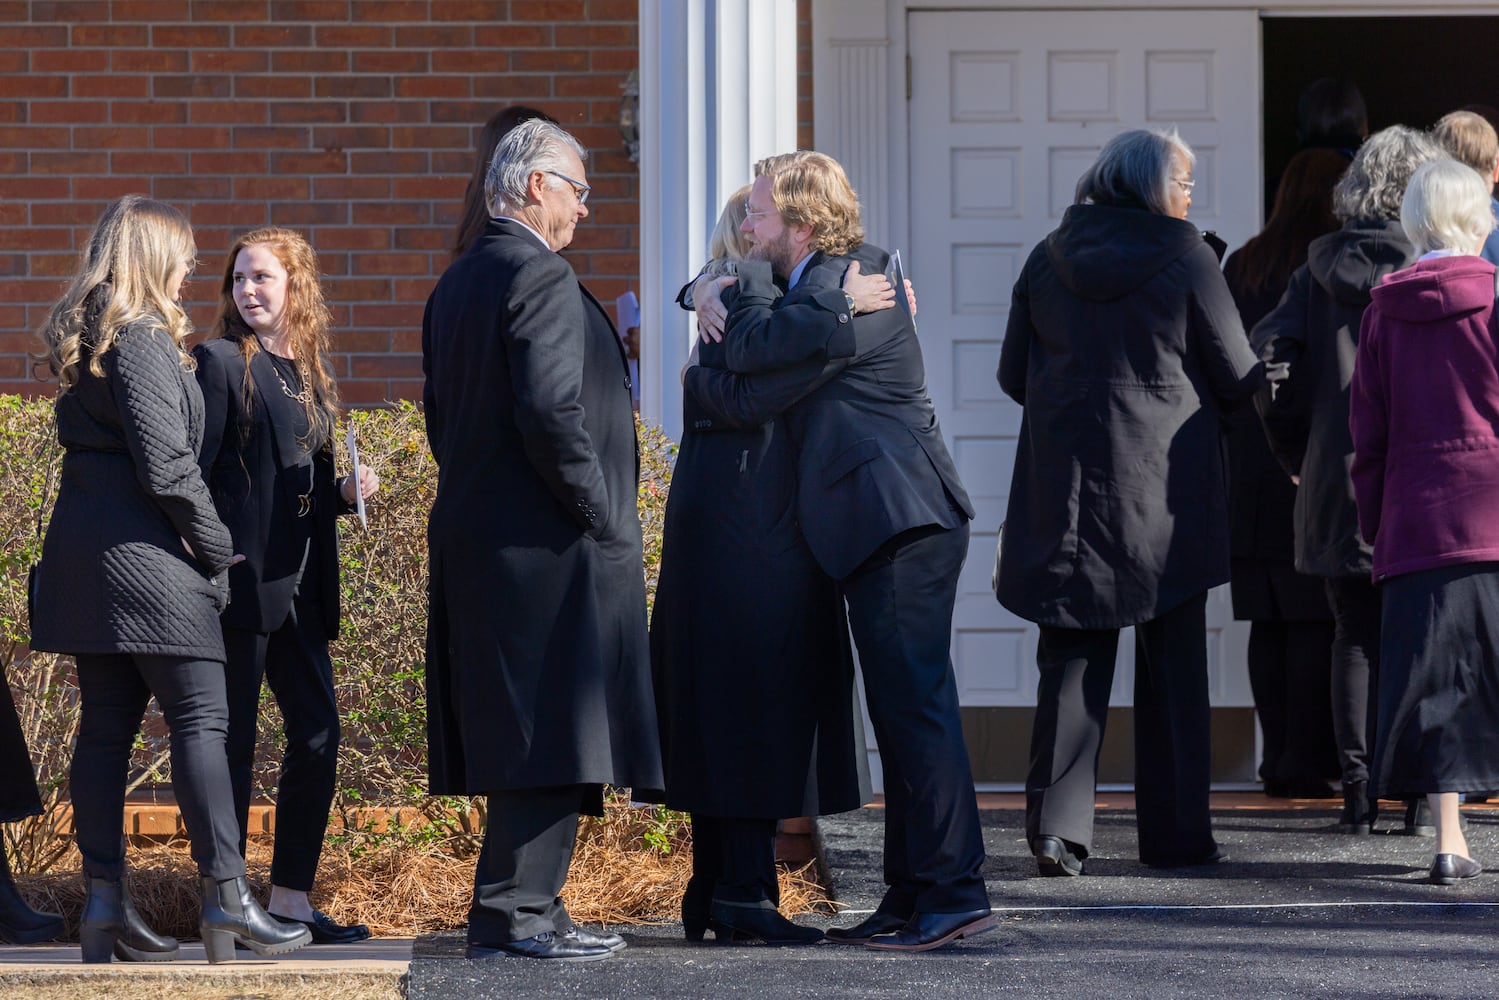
[708, 898, 823, 945]
[1336, 780, 1373, 834]
[79, 875, 179, 963]
[199, 876, 311, 964]
[0, 849, 63, 945]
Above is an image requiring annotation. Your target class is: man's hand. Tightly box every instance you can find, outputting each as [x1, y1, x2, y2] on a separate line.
[904, 278, 918, 318]
[842, 261, 895, 314]
[692, 275, 736, 343]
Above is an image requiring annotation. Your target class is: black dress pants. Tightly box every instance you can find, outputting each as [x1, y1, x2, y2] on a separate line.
[683, 815, 779, 919]
[469, 784, 598, 944]
[72, 653, 245, 881]
[841, 522, 988, 917]
[1246, 619, 1338, 787]
[1325, 577, 1382, 787]
[1026, 593, 1216, 865]
[223, 597, 340, 892]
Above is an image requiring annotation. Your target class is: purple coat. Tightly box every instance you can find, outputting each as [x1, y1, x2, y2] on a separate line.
[1350, 255, 1499, 581]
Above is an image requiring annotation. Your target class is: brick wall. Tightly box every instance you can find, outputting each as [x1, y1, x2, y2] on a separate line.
[1, 0, 819, 404]
[0, 0, 641, 403]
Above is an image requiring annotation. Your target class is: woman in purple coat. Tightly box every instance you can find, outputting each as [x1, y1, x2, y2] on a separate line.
[1350, 158, 1499, 885]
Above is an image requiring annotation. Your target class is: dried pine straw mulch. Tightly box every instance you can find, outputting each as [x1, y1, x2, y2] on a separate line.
[17, 805, 829, 939]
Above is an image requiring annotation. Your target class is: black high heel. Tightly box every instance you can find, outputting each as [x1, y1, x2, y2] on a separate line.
[78, 875, 179, 963]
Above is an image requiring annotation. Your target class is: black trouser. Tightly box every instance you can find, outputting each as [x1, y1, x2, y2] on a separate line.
[841, 522, 988, 917]
[1025, 593, 1216, 865]
[223, 598, 340, 892]
[683, 815, 779, 920]
[469, 785, 596, 944]
[1246, 619, 1338, 786]
[1325, 577, 1382, 787]
[72, 653, 245, 881]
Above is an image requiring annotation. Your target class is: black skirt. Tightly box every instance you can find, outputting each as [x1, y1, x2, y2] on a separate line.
[0, 675, 43, 823]
[1374, 562, 1499, 797]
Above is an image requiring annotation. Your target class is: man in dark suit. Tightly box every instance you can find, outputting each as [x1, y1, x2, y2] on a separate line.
[685, 151, 993, 952]
[422, 119, 663, 963]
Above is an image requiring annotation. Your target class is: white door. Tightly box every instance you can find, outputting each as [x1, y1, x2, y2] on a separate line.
[907, 9, 1261, 782]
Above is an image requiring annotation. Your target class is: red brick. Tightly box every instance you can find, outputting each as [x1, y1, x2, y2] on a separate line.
[315, 77, 391, 99]
[386, 379, 423, 401]
[154, 75, 232, 99]
[555, 23, 635, 47]
[353, 202, 429, 226]
[510, 49, 588, 73]
[3, 26, 69, 47]
[0, 228, 72, 252]
[350, 101, 428, 124]
[0, 53, 24, 74]
[111, 102, 189, 125]
[0, 0, 26, 15]
[473, 75, 551, 99]
[314, 227, 391, 251]
[310, 125, 389, 150]
[390, 124, 468, 149]
[68, 126, 149, 149]
[312, 176, 390, 199]
[271, 102, 347, 125]
[111, 151, 190, 174]
[113, 50, 191, 73]
[334, 330, 394, 352]
[233, 176, 310, 200]
[30, 202, 104, 225]
[236, 77, 312, 99]
[270, 0, 347, 17]
[393, 77, 470, 99]
[30, 152, 109, 175]
[351, 50, 428, 74]
[271, 50, 351, 74]
[392, 175, 459, 200]
[340, 380, 396, 404]
[198, 0, 270, 22]
[152, 126, 233, 149]
[513, 1, 583, 19]
[29, 1, 108, 21]
[30, 101, 108, 124]
[393, 25, 472, 48]
[315, 25, 392, 47]
[270, 202, 350, 229]
[0, 150, 23, 171]
[77, 77, 148, 99]
[113, 0, 189, 15]
[192, 151, 268, 173]
[431, 50, 506, 74]
[71, 23, 151, 46]
[152, 25, 231, 47]
[589, 50, 637, 73]
[315, 251, 348, 275]
[390, 328, 423, 352]
[234, 24, 313, 46]
[0, 205, 25, 226]
[360, 0, 428, 19]
[31, 50, 107, 73]
[153, 175, 233, 201]
[231, 125, 310, 149]
[556, 74, 625, 98]
[474, 25, 550, 48]
[391, 277, 435, 300]
[350, 353, 423, 377]
[393, 227, 444, 251]
[324, 277, 393, 300]
[189, 202, 268, 227]
[584, 0, 636, 17]
[73, 176, 150, 201]
[190, 101, 270, 125]
[0, 76, 69, 99]
[269, 150, 347, 173]
[192, 50, 270, 74]
[430, 151, 469, 174]
[431, 0, 505, 18]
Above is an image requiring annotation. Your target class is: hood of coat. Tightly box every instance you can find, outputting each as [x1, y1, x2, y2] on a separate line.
[1045, 204, 1207, 302]
[1368, 255, 1497, 325]
[1305, 218, 1414, 309]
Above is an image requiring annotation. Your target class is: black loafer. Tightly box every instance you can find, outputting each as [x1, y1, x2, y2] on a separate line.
[865, 908, 997, 952]
[1034, 835, 1084, 877]
[564, 925, 626, 953]
[1430, 854, 1483, 885]
[465, 931, 614, 962]
[825, 910, 909, 945]
[268, 909, 371, 945]
[708, 898, 823, 945]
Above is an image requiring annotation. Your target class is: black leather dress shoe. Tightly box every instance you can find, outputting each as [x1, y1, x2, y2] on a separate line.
[708, 898, 823, 945]
[1430, 854, 1483, 885]
[464, 931, 614, 962]
[1034, 835, 1084, 877]
[866, 908, 997, 952]
[825, 910, 909, 945]
[564, 926, 626, 953]
[269, 909, 371, 945]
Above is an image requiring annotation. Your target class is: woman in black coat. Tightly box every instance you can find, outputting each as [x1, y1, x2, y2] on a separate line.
[1251, 126, 1443, 833]
[996, 129, 1262, 874]
[31, 196, 311, 964]
[652, 187, 883, 944]
[194, 228, 378, 945]
[1221, 148, 1348, 799]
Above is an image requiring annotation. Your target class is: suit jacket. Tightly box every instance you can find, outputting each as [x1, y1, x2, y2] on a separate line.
[685, 245, 974, 581]
[422, 218, 662, 797]
[194, 337, 349, 639]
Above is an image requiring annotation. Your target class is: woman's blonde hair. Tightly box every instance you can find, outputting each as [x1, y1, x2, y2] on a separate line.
[753, 150, 865, 256]
[38, 195, 197, 391]
[208, 227, 340, 451]
[1400, 157, 1497, 256]
[701, 184, 754, 276]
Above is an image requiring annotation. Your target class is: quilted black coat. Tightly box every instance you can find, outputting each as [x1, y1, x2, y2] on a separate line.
[30, 316, 235, 660]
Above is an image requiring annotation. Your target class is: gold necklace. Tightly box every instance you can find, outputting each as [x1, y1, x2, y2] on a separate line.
[266, 353, 313, 406]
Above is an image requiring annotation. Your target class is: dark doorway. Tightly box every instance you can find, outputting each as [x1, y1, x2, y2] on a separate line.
[1261, 15, 1499, 220]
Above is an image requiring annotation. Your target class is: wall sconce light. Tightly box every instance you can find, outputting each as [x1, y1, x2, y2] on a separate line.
[620, 68, 640, 164]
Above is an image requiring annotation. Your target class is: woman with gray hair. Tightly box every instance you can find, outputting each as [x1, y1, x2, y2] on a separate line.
[1350, 158, 1499, 883]
[1253, 125, 1444, 836]
[997, 128, 1261, 874]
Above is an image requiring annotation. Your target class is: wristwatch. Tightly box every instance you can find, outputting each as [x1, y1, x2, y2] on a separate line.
[843, 290, 858, 316]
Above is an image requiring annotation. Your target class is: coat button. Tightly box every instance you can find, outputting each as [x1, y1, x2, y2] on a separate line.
[838, 313, 850, 323]
[624, 376, 632, 389]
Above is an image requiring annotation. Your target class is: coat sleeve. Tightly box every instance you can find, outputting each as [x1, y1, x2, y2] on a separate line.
[191, 341, 235, 482]
[1250, 266, 1313, 477]
[110, 323, 234, 575]
[1348, 308, 1388, 547]
[505, 252, 613, 537]
[421, 294, 445, 464]
[998, 256, 1036, 406]
[721, 261, 856, 373]
[683, 358, 847, 430]
[1187, 252, 1264, 408]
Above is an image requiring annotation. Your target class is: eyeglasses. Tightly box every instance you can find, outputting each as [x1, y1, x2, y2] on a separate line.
[744, 208, 778, 219]
[1173, 177, 1196, 193]
[546, 170, 591, 204]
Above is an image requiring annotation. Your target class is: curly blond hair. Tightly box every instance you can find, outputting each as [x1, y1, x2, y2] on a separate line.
[38, 195, 197, 391]
[753, 151, 865, 256]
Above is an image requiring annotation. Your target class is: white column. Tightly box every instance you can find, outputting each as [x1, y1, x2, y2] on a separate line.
[638, 0, 798, 442]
